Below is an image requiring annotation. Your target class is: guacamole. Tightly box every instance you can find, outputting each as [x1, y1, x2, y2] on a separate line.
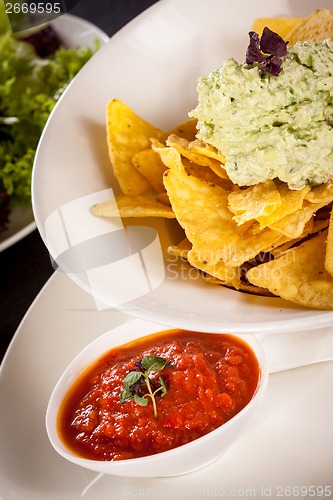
[190, 39, 333, 190]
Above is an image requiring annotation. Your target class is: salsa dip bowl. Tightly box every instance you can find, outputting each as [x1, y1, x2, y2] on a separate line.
[45, 318, 268, 477]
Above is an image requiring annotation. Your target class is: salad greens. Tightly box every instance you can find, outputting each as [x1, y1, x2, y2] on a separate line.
[0, 28, 99, 232]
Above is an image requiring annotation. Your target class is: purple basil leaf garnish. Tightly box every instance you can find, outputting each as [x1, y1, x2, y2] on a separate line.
[246, 31, 266, 64]
[262, 57, 283, 76]
[260, 27, 288, 57]
[245, 28, 287, 76]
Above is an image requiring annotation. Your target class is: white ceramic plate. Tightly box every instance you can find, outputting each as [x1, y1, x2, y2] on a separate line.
[0, 14, 109, 252]
[32, 0, 333, 333]
[1, 270, 333, 498]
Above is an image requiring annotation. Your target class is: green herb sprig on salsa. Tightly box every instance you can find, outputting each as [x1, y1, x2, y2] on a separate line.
[120, 355, 169, 418]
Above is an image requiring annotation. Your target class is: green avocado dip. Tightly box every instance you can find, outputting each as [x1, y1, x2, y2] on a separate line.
[190, 39, 333, 190]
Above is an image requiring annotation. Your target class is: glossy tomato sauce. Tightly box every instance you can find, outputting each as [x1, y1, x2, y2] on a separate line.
[57, 330, 260, 461]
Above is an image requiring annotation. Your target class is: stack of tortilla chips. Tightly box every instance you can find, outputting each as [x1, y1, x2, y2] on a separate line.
[92, 9, 333, 310]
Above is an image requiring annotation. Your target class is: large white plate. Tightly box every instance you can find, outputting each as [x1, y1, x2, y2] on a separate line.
[0, 14, 109, 252]
[32, 0, 333, 333]
[1, 270, 333, 499]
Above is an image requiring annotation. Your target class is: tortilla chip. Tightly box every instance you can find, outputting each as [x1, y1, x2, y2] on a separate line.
[106, 99, 166, 195]
[188, 249, 242, 289]
[169, 238, 276, 296]
[91, 194, 175, 218]
[162, 135, 230, 188]
[208, 164, 231, 185]
[162, 150, 285, 267]
[189, 139, 226, 165]
[268, 201, 327, 238]
[163, 158, 234, 265]
[189, 139, 230, 183]
[270, 219, 313, 258]
[256, 183, 310, 229]
[183, 159, 232, 190]
[156, 192, 171, 206]
[228, 180, 281, 225]
[168, 118, 198, 141]
[132, 148, 167, 193]
[251, 17, 302, 39]
[247, 231, 333, 309]
[168, 238, 192, 259]
[325, 207, 333, 277]
[286, 8, 333, 45]
[270, 213, 332, 258]
[151, 139, 185, 172]
[166, 134, 224, 169]
[312, 216, 331, 234]
[204, 274, 274, 297]
[305, 182, 333, 204]
[223, 227, 289, 267]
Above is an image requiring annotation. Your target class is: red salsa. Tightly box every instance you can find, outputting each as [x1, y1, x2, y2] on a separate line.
[57, 329, 260, 461]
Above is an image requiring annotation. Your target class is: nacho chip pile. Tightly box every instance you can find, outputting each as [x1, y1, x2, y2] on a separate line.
[92, 9, 333, 310]
[251, 8, 333, 43]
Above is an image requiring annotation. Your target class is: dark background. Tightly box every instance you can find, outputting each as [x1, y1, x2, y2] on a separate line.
[0, 0, 159, 363]
[71, 0, 159, 38]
